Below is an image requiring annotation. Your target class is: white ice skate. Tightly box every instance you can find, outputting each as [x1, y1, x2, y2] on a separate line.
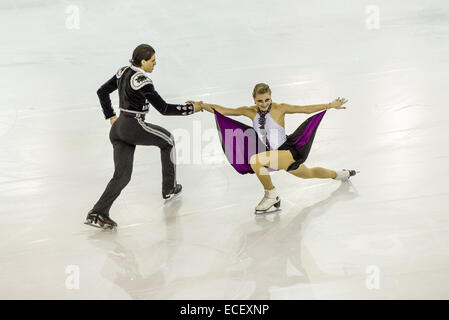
[255, 188, 281, 214]
[334, 169, 359, 181]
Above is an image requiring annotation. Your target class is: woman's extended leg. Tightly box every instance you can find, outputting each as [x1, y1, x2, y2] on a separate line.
[287, 163, 337, 179]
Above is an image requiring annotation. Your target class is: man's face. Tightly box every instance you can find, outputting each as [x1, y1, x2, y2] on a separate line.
[141, 54, 156, 73]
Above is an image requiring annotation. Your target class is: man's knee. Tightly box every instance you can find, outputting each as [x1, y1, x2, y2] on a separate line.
[113, 168, 132, 187]
[160, 135, 175, 151]
[123, 168, 133, 181]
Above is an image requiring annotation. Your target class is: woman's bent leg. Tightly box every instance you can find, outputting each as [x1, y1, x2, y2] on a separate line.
[250, 150, 295, 190]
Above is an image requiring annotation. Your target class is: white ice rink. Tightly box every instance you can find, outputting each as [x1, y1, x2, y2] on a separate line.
[1, 0, 449, 299]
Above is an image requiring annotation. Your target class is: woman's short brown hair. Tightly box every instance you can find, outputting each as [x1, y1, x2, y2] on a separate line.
[252, 83, 271, 98]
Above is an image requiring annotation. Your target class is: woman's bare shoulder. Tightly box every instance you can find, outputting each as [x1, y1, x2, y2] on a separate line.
[271, 102, 286, 113]
[272, 102, 284, 109]
[244, 105, 258, 119]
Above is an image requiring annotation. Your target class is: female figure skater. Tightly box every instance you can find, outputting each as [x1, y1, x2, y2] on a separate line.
[194, 83, 357, 214]
[86, 44, 202, 229]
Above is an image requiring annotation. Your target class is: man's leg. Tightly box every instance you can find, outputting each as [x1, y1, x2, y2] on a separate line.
[93, 140, 136, 215]
[133, 118, 176, 196]
[160, 140, 176, 196]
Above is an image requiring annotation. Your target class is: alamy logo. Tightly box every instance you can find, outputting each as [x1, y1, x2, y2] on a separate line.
[65, 5, 80, 30]
[365, 5, 380, 30]
[65, 265, 80, 290]
[365, 265, 380, 290]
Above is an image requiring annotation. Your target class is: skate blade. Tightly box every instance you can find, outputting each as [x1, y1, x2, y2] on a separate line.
[255, 202, 281, 215]
[255, 207, 281, 215]
[163, 191, 182, 204]
[255, 200, 281, 215]
[84, 220, 102, 228]
[84, 220, 116, 230]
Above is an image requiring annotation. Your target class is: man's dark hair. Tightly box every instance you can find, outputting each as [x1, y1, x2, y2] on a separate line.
[130, 44, 155, 67]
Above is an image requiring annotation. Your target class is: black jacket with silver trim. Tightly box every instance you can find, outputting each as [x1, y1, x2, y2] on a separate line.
[97, 65, 194, 119]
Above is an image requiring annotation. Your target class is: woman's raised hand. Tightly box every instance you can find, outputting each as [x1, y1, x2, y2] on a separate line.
[328, 97, 348, 109]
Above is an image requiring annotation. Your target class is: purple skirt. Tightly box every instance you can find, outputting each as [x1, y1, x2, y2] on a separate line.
[214, 110, 326, 174]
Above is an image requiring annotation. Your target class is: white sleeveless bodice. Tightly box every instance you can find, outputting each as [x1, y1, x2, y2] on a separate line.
[253, 112, 287, 150]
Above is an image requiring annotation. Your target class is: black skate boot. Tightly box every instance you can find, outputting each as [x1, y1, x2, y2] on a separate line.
[163, 184, 182, 201]
[84, 210, 117, 230]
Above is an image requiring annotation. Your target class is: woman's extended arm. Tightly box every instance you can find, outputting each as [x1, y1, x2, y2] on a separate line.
[199, 102, 254, 119]
[281, 97, 348, 114]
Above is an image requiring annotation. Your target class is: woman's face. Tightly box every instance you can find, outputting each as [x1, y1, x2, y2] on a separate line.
[140, 54, 156, 73]
[254, 92, 272, 111]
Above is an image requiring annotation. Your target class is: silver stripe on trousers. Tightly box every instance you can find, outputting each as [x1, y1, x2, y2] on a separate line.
[136, 116, 176, 189]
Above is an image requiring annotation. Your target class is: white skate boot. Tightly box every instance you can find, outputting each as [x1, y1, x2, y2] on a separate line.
[255, 188, 281, 214]
[334, 169, 358, 181]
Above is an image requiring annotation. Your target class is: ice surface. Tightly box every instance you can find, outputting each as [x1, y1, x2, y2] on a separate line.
[1, 0, 449, 299]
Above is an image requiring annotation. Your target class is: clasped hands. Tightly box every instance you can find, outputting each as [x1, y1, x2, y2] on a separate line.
[185, 100, 214, 113]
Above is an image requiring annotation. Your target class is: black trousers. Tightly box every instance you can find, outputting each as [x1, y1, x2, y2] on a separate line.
[93, 112, 176, 215]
